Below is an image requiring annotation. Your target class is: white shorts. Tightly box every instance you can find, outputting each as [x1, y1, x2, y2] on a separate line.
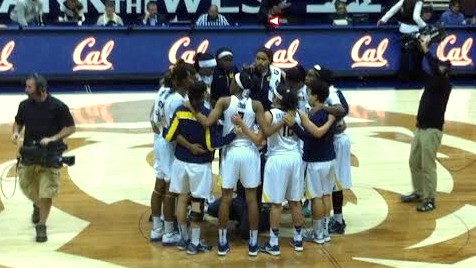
[305, 161, 335, 199]
[262, 154, 304, 204]
[156, 138, 175, 182]
[333, 132, 352, 190]
[169, 159, 212, 199]
[153, 134, 166, 179]
[221, 145, 261, 189]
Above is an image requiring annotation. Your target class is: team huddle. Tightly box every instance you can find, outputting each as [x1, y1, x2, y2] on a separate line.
[148, 47, 352, 257]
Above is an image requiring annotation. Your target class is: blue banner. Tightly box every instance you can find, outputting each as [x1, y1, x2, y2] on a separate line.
[0, 26, 474, 78]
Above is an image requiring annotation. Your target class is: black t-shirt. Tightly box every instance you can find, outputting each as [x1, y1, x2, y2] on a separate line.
[14, 95, 75, 145]
[416, 53, 452, 130]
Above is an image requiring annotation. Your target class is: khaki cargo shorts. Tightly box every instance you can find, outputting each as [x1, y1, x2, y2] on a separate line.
[18, 165, 60, 199]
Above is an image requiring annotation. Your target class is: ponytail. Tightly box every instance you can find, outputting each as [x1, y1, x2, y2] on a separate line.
[188, 81, 207, 111]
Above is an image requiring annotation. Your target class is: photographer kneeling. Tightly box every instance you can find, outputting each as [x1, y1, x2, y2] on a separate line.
[11, 74, 76, 242]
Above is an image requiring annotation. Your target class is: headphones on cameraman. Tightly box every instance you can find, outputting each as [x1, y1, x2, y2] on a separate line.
[29, 73, 48, 92]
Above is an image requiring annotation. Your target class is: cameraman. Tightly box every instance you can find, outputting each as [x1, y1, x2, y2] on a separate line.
[400, 39, 452, 212]
[378, 0, 427, 82]
[11, 74, 76, 242]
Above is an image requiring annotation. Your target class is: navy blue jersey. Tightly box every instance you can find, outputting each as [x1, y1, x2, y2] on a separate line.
[291, 110, 335, 162]
[211, 65, 239, 102]
[165, 103, 236, 164]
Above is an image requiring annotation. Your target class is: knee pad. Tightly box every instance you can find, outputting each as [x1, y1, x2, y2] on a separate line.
[189, 197, 205, 222]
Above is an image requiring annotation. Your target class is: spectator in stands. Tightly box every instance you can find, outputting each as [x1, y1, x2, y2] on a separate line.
[330, 1, 352, 25]
[195, 5, 230, 27]
[471, 9, 476, 24]
[97, 1, 124, 27]
[421, 5, 436, 24]
[211, 48, 239, 106]
[58, 0, 85, 26]
[142, 1, 167, 26]
[10, 0, 44, 27]
[378, 0, 427, 83]
[257, 0, 291, 26]
[440, 0, 467, 25]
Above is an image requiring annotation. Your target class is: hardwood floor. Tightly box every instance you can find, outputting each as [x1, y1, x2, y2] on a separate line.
[1, 89, 476, 268]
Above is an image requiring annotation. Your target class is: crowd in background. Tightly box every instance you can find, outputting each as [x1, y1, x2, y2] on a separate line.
[5, 0, 476, 27]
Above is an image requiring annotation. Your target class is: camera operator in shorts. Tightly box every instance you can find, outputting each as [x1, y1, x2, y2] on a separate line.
[11, 74, 76, 243]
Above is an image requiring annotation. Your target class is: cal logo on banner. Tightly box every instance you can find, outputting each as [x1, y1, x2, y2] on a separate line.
[0, 40, 14, 72]
[73, 37, 114, 71]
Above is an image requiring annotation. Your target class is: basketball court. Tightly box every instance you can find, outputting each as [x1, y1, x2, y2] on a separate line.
[1, 87, 476, 268]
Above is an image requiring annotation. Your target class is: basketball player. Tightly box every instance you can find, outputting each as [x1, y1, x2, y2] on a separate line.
[148, 71, 173, 242]
[244, 47, 284, 111]
[286, 65, 311, 217]
[244, 47, 285, 230]
[257, 85, 305, 256]
[286, 65, 309, 113]
[193, 53, 217, 108]
[165, 81, 238, 254]
[189, 71, 283, 256]
[157, 60, 197, 246]
[306, 65, 351, 234]
[211, 47, 238, 106]
[285, 79, 336, 244]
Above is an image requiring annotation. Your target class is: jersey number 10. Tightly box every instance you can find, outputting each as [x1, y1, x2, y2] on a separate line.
[282, 125, 294, 137]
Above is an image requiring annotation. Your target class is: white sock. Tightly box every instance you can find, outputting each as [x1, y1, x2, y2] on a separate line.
[191, 227, 200, 246]
[323, 217, 329, 236]
[249, 230, 258, 246]
[334, 213, 343, 224]
[293, 226, 302, 242]
[164, 221, 174, 234]
[218, 228, 227, 245]
[179, 223, 189, 240]
[152, 216, 162, 230]
[313, 219, 322, 234]
[269, 228, 279, 246]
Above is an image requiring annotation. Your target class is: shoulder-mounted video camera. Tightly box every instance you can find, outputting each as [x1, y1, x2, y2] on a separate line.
[403, 24, 448, 52]
[19, 141, 75, 168]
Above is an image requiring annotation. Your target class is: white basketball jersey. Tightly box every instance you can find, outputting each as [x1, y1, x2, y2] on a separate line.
[267, 108, 301, 156]
[164, 91, 186, 128]
[223, 95, 255, 147]
[267, 65, 283, 102]
[325, 85, 345, 128]
[152, 86, 171, 133]
[296, 85, 310, 113]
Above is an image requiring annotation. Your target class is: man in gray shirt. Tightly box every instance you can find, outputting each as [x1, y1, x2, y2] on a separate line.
[10, 0, 44, 26]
